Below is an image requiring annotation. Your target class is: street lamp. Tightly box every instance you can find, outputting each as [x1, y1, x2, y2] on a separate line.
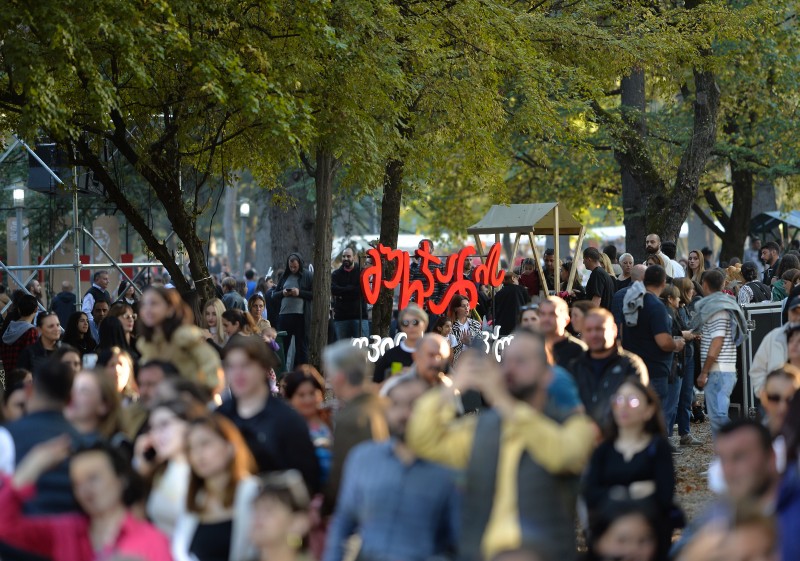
[239, 201, 250, 275]
[12, 189, 24, 277]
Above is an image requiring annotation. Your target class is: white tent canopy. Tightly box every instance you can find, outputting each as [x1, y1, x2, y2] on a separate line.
[466, 203, 586, 295]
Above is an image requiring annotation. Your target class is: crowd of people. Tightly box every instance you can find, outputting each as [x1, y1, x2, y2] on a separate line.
[0, 233, 795, 561]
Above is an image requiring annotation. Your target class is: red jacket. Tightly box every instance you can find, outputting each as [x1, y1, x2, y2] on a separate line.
[0, 325, 38, 373]
[519, 272, 541, 298]
[0, 477, 173, 561]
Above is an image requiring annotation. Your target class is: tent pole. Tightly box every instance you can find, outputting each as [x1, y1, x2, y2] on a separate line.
[530, 232, 547, 297]
[554, 204, 560, 286]
[567, 226, 586, 292]
[511, 232, 521, 266]
[474, 235, 485, 263]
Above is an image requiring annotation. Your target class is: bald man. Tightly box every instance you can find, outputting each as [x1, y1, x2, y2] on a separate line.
[645, 233, 674, 277]
[382, 333, 467, 411]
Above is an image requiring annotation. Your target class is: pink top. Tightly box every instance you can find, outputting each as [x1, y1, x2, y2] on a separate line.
[0, 476, 173, 561]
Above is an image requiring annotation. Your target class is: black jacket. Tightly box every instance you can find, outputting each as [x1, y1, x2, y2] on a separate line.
[217, 396, 321, 494]
[331, 264, 366, 321]
[49, 292, 76, 328]
[568, 347, 649, 426]
[492, 284, 530, 336]
[17, 339, 56, 373]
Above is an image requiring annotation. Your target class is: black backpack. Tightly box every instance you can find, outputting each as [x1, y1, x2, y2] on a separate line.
[745, 281, 771, 303]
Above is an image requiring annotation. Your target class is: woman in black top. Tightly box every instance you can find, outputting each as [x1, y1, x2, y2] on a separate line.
[62, 311, 97, 355]
[173, 414, 260, 561]
[582, 377, 677, 561]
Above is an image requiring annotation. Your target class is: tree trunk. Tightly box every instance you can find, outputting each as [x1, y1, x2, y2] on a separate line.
[719, 162, 753, 262]
[223, 184, 238, 275]
[309, 150, 338, 368]
[373, 158, 404, 337]
[611, 68, 720, 251]
[617, 69, 648, 262]
[268, 172, 315, 273]
[74, 138, 214, 301]
[253, 194, 272, 275]
[651, 69, 720, 241]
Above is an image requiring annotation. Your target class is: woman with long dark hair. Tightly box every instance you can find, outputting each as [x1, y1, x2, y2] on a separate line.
[582, 378, 677, 560]
[447, 295, 482, 365]
[134, 397, 206, 535]
[248, 293, 270, 332]
[281, 366, 332, 485]
[137, 286, 222, 393]
[222, 309, 257, 339]
[172, 414, 259, 561]
[62, 311, 97, 355]
[97, 315, 130, 356]
[107, 302, 138, 357]
[115, 280, 139, 313]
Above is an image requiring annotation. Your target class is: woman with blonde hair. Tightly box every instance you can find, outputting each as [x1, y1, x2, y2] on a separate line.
[202, 298, 228, 347]
[685, 249, 705, 287]
[599, 253, 615, 275]
[65, 369, 125, 440]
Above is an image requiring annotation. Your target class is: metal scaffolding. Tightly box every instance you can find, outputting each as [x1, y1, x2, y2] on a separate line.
[1, 135, 163, 313]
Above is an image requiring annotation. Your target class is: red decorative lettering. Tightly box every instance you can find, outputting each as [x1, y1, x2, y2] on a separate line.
[362, 242, 506, 315]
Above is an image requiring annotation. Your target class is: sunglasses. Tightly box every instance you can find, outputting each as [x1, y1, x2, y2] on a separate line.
[765, 393, 793, 405]
[521, 305, 539, 311]
[401, 319, 422, 327]
[612, 395, 641, 408]
[122, 314, 138, 321]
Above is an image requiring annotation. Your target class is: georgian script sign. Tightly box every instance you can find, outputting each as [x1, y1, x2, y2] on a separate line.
[360, 241, 505, 315]
[354, 328, 515, 363]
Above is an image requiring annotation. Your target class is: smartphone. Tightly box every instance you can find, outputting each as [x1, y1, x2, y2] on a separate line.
[82, 353, 98, 370]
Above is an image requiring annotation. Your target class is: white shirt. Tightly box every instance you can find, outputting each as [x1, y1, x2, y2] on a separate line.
[0, 427, 15, 475]
[146, 460, 191, 536]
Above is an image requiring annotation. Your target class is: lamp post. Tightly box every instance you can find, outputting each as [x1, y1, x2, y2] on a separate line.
[239, 201, 250, 276]
[12, 188, 24, 280]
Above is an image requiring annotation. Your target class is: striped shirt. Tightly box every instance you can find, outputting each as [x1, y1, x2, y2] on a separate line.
[700, 310, 737, 372]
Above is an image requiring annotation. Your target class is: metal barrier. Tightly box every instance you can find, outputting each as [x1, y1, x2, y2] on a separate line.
[738, 301, 785, 418]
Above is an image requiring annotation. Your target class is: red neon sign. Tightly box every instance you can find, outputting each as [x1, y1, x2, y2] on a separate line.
[360, 241, 505, 315]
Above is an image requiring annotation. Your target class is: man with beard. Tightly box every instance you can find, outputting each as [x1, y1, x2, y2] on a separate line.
[543, 249, 558, 292]
[25, 279, 44, 307]
[324, 378, 458, 561]
[331, 247, 369, 339]
[407, 329, 596, 561]
[645, 233, 674, 277]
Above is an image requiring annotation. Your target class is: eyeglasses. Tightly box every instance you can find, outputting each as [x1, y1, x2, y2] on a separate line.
[612, 395, 641, 408]
[123, 314, 137, 321]
[765, 393, 793, 405]
[401, 319, 421, 327]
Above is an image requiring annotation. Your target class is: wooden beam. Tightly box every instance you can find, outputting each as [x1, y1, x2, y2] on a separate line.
[511, 232, 522, 266]
[530, 232, 548, 298]
[554, 204, 560, 288]
[473, 235, 485, 263]
[566, 225, 587, 292]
